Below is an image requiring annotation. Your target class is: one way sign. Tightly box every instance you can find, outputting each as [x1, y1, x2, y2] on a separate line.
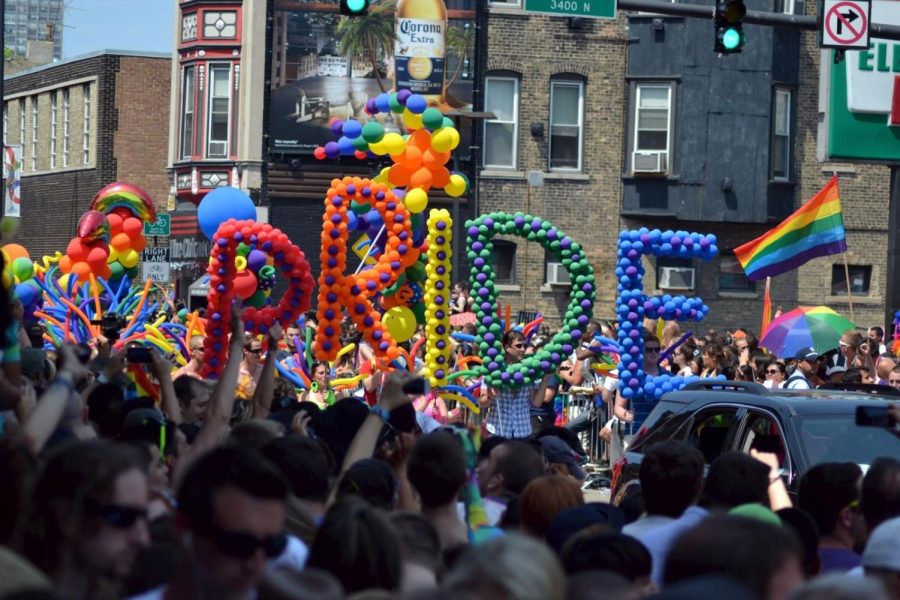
[821, 0, 871, 49]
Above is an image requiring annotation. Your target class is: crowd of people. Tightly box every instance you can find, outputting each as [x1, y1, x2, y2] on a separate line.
[0, 282, 897, 600]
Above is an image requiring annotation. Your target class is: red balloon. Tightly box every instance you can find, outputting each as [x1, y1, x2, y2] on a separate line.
[314, 147, 326, 160]
[106, 213, 124, 231]
[353, 150, 367, 160]
[87, 246, 109, 270]
[233, 270, 258, 300]
[123, 217, 143, 237]
[67, 238, 89, 261]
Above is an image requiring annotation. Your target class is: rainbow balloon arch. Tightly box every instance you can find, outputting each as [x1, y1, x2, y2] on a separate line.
[16, 94, 718, 409]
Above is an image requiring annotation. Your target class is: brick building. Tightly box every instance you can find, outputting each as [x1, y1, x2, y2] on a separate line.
[2, 51, 172, 259]
[480, 5, 629, 324]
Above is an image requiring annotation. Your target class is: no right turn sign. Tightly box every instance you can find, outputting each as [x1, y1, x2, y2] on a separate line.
[822, 0, 871, 49]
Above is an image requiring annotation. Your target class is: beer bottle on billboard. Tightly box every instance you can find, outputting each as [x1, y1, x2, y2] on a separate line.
[395, 0, 447, 102]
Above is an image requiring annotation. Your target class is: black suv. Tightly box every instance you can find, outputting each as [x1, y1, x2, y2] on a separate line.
[610, 380, 900, 496]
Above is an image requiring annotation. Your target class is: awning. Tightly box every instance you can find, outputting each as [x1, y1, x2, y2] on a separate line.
[189, 274, 210, 297]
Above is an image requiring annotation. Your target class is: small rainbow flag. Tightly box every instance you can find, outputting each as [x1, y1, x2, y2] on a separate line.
[735, 176, 846, 281]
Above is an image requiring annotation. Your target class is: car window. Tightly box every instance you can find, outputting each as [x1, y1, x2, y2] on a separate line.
[684, 408, 739, 464]
[797, 415, 899, 468]
[738, 412, 788, 469]
[629, 402, 690, 451]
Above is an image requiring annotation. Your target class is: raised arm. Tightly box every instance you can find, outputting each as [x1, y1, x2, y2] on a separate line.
[252, 323, 282, 419]
[150, 348, 182, 425]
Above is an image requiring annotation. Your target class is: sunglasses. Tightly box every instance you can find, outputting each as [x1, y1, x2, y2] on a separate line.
[94, 504, 148, 529]
[645, 347, 661, 353]
[205, 527, 288, 560]
[767, 369, 780, 374]
[246, 348, 262, 354]
[510, 343, 526, 350]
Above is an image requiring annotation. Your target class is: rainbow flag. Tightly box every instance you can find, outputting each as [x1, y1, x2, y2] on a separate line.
[735, 177, 846, 281]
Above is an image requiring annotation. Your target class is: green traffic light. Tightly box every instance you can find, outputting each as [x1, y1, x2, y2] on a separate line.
[722, 27, 742, 50]
[347, 0, 366, 12]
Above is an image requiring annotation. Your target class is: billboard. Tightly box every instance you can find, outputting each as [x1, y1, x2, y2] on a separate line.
[268, 0, 477, 154]
[2, 145, 23, 218]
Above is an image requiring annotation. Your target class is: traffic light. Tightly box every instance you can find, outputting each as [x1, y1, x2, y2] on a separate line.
[340, 0, 370, 16]
[715, 0, 746, 54]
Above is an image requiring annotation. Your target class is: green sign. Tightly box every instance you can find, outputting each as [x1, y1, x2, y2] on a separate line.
[143, 214, 171, 236]
[525, 0, 616, 19]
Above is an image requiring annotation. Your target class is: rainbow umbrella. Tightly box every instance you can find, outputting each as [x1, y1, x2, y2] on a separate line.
[760, 306, 856, 359]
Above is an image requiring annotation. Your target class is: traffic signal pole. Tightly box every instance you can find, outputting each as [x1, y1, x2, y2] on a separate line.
[617, 0, 900, 41]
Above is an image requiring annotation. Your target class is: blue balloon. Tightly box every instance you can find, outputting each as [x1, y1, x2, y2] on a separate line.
[342, 120, 363, 139]
[364, 209, 384, 230]
[375, 93, 392, 113]
[337, 136, 356, 155]
[15, 283, 38, 307]
[406, 94, 427, 114]
[197, 187, 257, 240]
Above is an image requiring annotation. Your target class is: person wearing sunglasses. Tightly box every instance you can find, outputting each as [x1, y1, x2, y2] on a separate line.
[155, 445, 290, 600]
[236, 338, 264, 401]
[20, 441, 150, 598]
[763, 361, 786, 389]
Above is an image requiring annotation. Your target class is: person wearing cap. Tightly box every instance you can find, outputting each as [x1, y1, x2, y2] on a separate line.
[540, 435, 587, 482]
[786, 348, 819, 390]
[863, 516, 900, 599]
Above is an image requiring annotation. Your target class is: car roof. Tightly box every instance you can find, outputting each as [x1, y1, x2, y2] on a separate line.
[662, 380, 897, 417]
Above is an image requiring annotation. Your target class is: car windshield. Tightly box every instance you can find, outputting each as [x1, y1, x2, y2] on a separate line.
[797, 415, 899, 469]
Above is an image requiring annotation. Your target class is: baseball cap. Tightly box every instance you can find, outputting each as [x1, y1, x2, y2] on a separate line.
[862, 516, 900, 572]
[794, 347, 819, 362]
[825, 363, 847, 377]
[729, 503, 781, 526]
[540, 435, 586, 481]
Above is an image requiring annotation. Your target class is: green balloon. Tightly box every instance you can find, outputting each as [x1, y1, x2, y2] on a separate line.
[422, 108, 444, 131]
[237, 243, 251, 257]
[407, 262, 426, 282]
[410, 212, 423, 230]
[389, 94, 405, 113]
[362, 121, 385, 143]
[352, 136, 370, 152]
[108, 261, 125, 281]
[246, 289, 267, 308]
[351, 200, 371, 215]
[12, 257, 33, 281]
[259, 265, 276, 279]
[441, 117, 455, 129]
[411, 302, 426, 324]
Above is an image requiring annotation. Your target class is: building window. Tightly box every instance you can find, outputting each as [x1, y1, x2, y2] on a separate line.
[182, 12, 198, 41]
[493, 240, 517, 284]
[719, 253, 755, 292]
[632, 83, 672, 174]
[772, 87, 791, 180]
[83, 84, 91, 165]
[203, 11, 238, 39]
[62, 89, 70, 167]
[483, 76, 519, 169]
[206, 64, 231, 159]
[656, 257, 694, 290]
[549, 79, 584, 171]
[181, 66, 195, 159]
[773, 0, 795, 14]
[831, 265, 871, 295]
[19, 99, 26, 146]
[50, 91, 58, 169]
[31, 97, 38, 172]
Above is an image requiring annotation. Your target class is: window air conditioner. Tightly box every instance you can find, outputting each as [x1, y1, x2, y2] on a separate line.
[546, 262, 571, 286]
[658, 266, 695, 290]
[632, 150, 667, 173]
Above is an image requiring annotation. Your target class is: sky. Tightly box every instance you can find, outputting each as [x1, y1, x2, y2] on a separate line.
[63, 0, 174, 59]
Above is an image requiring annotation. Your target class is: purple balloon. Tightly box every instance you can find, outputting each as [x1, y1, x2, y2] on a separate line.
[247, 250, 266, 272]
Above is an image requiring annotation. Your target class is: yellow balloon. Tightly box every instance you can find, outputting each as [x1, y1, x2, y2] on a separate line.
[120, 249, 139, 268]
[1, 270, 11, 289]
[235, 255, 248, 272]
[444, 174, 467, 198]
[369, 141, 388, 155]
[431, 128, 453, 153]
[109, 248, 120, 262]
[405, 188, 428, 214]
[383, 132, 406, 155]
[402, 110, 424, 131]
[447, 127, 461, 150]
[383, 306, 417, 343]
[380, 166, 392, 180]
[57, 273, 71, 291]
[0, 249, 9, 266]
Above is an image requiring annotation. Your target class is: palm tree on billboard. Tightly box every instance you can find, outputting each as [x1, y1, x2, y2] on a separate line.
[443, 21, 474, 105]
[336, 0, 397, 93]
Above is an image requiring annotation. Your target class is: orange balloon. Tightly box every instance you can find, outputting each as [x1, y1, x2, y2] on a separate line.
[410, 129, 432, 150]
[72, 261, 92, 279]
[87, 247, 109, 270]
[432, 167, 451, 188]
[409, 167, 434, 190]
[3, 244, 29, 262]
[401, 145, 423, 170]
[389, 164, 412, 187]
[111, 233, 131, 251]
[59, 255, 72, 273]
[131, 236, 147, 252]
